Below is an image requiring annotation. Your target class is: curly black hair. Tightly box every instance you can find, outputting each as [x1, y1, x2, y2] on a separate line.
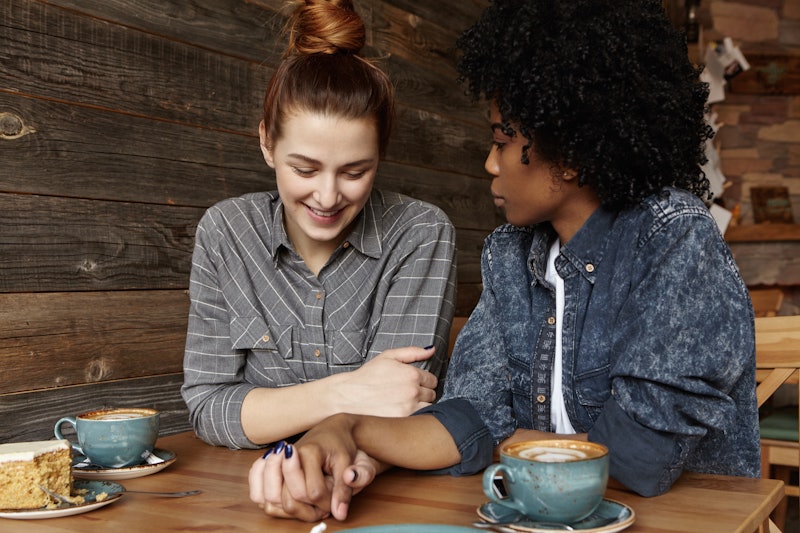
[457, 0, 713, 210]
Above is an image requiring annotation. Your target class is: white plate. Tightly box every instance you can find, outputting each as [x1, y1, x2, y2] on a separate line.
[0, 480, 123, 520]
[476, 499, 635, 533]
[72, 448, 177, 480]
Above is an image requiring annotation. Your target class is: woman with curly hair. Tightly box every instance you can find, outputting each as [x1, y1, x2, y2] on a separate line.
[181, 0, 456, 451]
[249, 0, 759, 521]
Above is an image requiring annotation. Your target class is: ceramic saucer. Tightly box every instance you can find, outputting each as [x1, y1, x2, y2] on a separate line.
[0, 480, 124, 520]
[72, 448, 176, 480]
[476, 499, 635, 533]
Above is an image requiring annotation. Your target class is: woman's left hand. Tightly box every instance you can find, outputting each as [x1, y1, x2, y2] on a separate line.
[249, 437, 381, 522]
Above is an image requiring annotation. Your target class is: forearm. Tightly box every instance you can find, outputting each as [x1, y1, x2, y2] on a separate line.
[348, 413, 461, 470]
[241, 373, 354, 445]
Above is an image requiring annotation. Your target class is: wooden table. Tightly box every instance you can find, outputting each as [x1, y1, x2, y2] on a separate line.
[4, 431, 783, 532]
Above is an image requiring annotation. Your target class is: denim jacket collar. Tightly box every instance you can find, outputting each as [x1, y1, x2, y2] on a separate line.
[529, 206, 618, 286]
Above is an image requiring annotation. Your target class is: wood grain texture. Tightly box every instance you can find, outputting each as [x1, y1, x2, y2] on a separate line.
[0, 193, 199, 291]
[0, 93, 269, 206]
[0, 290, 189, 394]
[0, 1, 271, 132]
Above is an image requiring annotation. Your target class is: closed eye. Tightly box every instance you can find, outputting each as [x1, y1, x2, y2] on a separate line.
[343, 170, 368, 179]
[291, 166, 315, 177]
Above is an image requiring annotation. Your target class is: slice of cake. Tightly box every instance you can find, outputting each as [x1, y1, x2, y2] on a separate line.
[0, 439, 73, 509]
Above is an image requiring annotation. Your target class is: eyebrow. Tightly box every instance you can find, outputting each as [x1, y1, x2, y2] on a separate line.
[491, 122, 517, 137]
[286, 153, 376, 167]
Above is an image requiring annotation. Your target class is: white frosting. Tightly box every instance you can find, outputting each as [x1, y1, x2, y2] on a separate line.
[0, 440, 70, 463]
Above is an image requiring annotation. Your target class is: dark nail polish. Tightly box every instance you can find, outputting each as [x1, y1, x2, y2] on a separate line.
[261, 448, 273, 459]
[285, 444, 293, 459]
[424, 344, 434, 350]
[274, 441, 286, 454]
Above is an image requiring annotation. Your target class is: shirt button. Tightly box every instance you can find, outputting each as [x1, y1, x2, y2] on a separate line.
[342, 241, 350, 249]
[261, 335, 270, 342]
[314, 349, 321, 357]
[547, 316, 556, 325]
[316, 292, 323, 300]
[536, 394, 546, 403]
[585, 263, 595, 273]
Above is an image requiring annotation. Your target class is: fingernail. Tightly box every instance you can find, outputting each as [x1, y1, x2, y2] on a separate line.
[274, 441, 286, 454]
[261, 448, 273, 459]
[424, 344, 434, 350]
[284, 444, 293, 459]
[351, 469, 359, 481]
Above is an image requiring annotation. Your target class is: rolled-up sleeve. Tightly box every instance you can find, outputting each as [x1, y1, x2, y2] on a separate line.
[181, 212, 258, 449]
[414, 398, 494, 475]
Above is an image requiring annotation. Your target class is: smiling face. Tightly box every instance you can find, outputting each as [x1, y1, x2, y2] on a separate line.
[260, 110, 379, 266]
[484, 102, 600, 242]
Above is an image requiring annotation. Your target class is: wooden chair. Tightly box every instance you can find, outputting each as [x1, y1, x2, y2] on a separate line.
[751, 288, 785, 318]
[756, 315, 800, 531]
[448, 316, 469, 357]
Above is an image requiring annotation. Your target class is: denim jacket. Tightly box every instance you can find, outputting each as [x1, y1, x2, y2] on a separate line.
[419, 188, 760, 497]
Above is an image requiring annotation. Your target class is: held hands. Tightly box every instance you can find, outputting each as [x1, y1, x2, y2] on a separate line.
[249, 415, 378, 521]
[334, 346, 438, 417]
[249, 345, 436, 521]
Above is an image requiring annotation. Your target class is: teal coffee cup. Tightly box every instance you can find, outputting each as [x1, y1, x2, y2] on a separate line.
[54, 408, 160, 468]
[482, 439, 609, 524]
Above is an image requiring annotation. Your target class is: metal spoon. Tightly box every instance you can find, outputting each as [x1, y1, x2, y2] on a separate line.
[119, 489, 201, 497]
[40, 485, 201, 504]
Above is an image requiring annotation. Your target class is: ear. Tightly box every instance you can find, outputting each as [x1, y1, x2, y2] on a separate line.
[561, 168, 579, 182]
[259, 120, 275, 168]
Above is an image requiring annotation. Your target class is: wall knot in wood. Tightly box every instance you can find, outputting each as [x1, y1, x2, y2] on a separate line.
[0, 112, 35, 140]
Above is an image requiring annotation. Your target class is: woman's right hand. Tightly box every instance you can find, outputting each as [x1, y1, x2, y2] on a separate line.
[334, 346, 438, 417]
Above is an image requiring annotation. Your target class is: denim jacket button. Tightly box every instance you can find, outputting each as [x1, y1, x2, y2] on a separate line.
[547, 316, 556, 325]
[585, 263, 595, 273]
[536, 394, 546, 403]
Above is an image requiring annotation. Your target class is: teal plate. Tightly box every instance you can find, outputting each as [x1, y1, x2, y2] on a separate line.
[0, 480, 124, 520]
[476, 499, 635, 532]
[345, 525, 480, 532]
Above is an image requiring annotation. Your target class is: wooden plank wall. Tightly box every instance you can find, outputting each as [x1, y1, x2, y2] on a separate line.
[0, 0, 499, 443]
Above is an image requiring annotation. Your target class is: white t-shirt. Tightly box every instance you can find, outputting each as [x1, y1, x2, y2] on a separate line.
[545, 240, 576, 434]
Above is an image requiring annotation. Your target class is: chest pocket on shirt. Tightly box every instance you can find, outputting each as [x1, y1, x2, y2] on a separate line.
[330, 330, 367, 366]
[574, 365, 611, 423]
[230, 317, 293, 358]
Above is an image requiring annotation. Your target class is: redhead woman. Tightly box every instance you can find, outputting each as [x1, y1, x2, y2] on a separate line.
[181, 0, 456, 450]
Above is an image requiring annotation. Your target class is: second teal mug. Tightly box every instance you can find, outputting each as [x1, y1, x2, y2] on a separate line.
[482, 439, 609, 524]
[54, 407, 160, 468]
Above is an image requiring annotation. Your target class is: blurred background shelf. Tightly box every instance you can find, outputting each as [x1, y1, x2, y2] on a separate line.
[725, 224, 800, 243]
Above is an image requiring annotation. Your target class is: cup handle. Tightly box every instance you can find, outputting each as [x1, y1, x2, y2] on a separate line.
[54, 416, 84, 456]
[482, 463, 518, 506]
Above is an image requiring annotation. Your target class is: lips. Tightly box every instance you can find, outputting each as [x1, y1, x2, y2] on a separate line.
[309, 206, 341, 217]
[305, 204, 345, 224]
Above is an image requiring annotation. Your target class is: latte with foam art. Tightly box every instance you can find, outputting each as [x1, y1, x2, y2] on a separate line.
[519, 446, 590, 462]
[504, 439, 606, 463]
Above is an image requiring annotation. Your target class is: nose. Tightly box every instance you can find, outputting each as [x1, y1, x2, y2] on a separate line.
[313, 174, 341, 208]
[484, 145, 500, 178]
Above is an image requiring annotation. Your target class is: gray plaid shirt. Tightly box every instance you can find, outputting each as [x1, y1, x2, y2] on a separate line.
[181, 189, 457, 448]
